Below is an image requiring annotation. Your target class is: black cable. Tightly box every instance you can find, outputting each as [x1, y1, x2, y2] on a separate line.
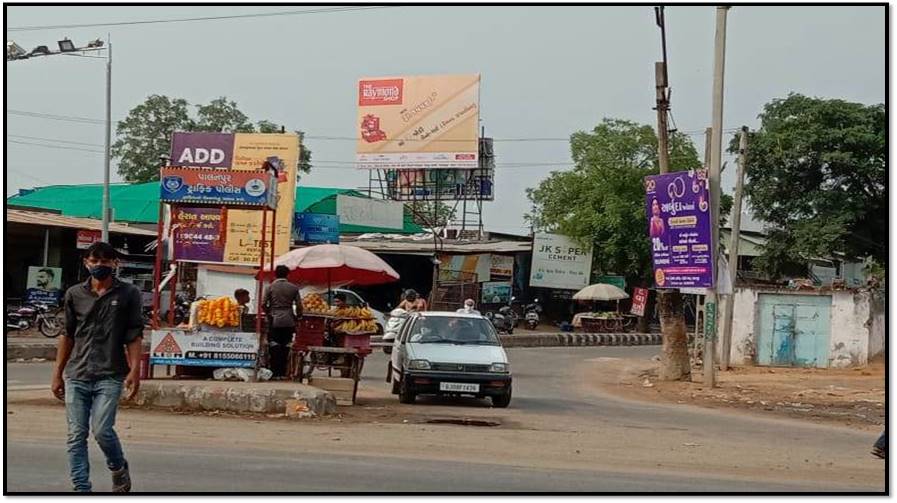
[8, 134, 104, 147]
[7, 139, 105, 154]
[7, 6, 396, 31]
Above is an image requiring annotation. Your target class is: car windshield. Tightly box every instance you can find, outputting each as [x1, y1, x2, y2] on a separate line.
[406, 316, 500, 346]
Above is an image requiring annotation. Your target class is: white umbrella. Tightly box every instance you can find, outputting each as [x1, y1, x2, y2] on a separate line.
[573, 283, 629, 301]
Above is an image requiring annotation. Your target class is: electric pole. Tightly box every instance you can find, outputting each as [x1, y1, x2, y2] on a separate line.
[654, 6, 690, 381]
[704, 5, 730, 388]
[720, 126, 748, 370]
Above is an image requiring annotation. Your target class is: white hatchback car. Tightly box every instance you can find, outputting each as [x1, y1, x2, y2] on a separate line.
[387, 311, 512, 407]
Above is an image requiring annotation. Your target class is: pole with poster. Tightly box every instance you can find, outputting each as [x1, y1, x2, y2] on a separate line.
[150, 164, 279, 380]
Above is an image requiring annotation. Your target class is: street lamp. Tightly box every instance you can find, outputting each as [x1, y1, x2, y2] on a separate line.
[7, 37, 113, 242]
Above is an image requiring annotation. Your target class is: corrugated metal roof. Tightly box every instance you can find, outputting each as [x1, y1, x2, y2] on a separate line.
[6, 208, 156, 236]
[343, 237, 532, 254]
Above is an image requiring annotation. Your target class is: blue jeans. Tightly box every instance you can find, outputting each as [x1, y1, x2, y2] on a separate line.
[65, 377, 127, 492]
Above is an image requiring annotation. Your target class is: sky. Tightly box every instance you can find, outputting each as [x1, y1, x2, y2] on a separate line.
[5, 4, 886, 235]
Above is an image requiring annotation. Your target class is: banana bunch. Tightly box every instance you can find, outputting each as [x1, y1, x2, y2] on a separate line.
[331, 306, 375, 320]
[302, 293, 330, 314]
[196, 296, 241, 327]
[335, 318, 378, 334]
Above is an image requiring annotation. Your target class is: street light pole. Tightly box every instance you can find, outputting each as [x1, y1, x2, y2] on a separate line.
[101, 37, 112, 242]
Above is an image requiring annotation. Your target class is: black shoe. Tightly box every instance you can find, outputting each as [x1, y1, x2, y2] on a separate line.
[111, 462, 131, 493]
[872, 447, 886, 459]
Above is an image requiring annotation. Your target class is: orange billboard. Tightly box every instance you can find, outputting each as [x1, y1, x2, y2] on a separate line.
[356, 74, 480, 170]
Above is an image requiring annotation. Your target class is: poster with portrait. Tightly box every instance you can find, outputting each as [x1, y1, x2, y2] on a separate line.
[26, 266, 63, 306]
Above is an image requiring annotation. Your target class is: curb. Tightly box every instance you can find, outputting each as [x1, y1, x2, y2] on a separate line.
[134, 380, 337, 417]
[497, 332, 661, 348]
[6, 341, 151, 361]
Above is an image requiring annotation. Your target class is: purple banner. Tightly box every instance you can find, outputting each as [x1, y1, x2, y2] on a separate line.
[645, 169, 714, 289]
[170, 132, 235, 168]
[173, 207, 225, 262]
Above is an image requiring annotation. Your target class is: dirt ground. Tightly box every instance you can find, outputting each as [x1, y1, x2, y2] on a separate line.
[598, 355, 885, 430]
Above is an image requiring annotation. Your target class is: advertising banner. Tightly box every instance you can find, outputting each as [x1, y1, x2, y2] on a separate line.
[481, 281, 512, 304]
[336, 194, 404, 230]
[173, 207, 225, 263]
[630, 287, 649, 317]
[294, 213, 340, 244]
[385, 168, 494, 201]
[489, 255, 514, 278]
[25, 266, 63, 306]
[529, 233, 593, 290]
[150, 329, 259, 368]
[168, 132, 300, 265]
[438, 254, 492, 283]
[170, 132, 235, 168]
[160, 167, 276, 208]
[76, 229, 102, 250]
[596, 275, 626, 290]
[645, 169, 714, 288]
[356, 74, 480, 170]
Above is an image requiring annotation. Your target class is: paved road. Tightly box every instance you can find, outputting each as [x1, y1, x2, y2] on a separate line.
[6, 347, 885, 493]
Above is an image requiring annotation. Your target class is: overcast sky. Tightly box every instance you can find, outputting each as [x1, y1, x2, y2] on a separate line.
[5, 5, 885, 234]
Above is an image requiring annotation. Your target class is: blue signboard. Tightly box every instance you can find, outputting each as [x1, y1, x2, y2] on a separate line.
[294, 213, 340, 244]
[159, 167, 276, 208]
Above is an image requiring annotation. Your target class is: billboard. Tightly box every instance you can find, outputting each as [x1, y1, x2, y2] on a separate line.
[150, 329, 259, 368]
[645, 169, 713, 288]
[630, 287, 649, 317]
[489, 255, 514, 278]
[26, 266, 63, 306]
[160, 168, 276, 208]
[76, 229, 102, 250]
[356, 74, 480, 170]
[172, 207, 225, 263]
[529, 233, 593, 290]
[169, 132, 300, 265]
[481, 281, 512, 305]
[336, 195, 404, 231]
[294, 213, 340, 244]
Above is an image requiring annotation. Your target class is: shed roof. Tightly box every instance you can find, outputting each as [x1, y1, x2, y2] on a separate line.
[6, 208, 156, 236]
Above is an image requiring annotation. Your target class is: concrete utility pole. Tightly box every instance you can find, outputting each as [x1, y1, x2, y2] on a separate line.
[720, 126, 748, 370]
[704, 6, 730, 388]
[101, 37, 112, 242]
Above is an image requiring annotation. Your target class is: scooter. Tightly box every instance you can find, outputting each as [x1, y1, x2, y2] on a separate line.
[524, 299, 542, 330]
[6, 302, 64, 337]
[382, 308, 409, 355]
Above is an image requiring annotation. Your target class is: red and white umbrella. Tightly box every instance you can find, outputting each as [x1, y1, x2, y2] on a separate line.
[257, 244, 400, 286]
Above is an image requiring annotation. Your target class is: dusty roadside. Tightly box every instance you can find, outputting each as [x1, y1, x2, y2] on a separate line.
[587, 354, 885, 430]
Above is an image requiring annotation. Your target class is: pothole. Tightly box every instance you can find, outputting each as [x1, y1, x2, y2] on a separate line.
[425, 417, 502, 427]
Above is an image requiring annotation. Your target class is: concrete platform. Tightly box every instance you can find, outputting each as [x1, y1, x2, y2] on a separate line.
[135, 379, 337, 417]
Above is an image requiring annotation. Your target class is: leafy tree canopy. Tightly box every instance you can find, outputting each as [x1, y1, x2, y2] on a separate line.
[731, 93, 885, 276]
[113, 95, 312, 182]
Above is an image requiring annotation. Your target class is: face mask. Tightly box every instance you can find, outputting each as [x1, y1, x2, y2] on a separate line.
[89, 265, 114, 280]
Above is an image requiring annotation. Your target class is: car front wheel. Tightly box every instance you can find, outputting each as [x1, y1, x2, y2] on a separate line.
[491, 386, 512, 408]
[398, 376, 416, 404]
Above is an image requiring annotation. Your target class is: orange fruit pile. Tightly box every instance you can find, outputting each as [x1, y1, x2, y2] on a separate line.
[197, 296, 241, 328]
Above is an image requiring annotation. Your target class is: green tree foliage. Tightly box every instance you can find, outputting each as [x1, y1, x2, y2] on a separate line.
[731, 94, 885, 277]
[527, 118, 710, 286]
[113, 96, 312, 182]
[407, 200, 457, 229]
[111, 95, 194, 183]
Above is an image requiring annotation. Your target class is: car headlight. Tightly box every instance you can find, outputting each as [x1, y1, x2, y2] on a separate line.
[489, 362, 510, 373]
[408, 359, 431, 370]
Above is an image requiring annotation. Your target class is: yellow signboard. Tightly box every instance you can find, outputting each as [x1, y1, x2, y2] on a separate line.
[224, 133, 299, 264]
[356, 74, 480, 170]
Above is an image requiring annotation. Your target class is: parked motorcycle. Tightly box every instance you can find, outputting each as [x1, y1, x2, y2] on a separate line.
[6, 302, 64, 337]
[524, 299, 542, 330]
[163, 294, 191, 326]
[486, 305, 515, 335]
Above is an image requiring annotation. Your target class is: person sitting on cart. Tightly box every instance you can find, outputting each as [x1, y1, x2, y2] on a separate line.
[398, 289, 428, 312]
[263, 266, 302, 379]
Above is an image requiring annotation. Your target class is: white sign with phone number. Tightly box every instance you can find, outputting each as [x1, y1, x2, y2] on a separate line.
[150, 329, 259, 368]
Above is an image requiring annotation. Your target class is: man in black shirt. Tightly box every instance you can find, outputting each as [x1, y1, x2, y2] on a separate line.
[51, 242, 143, 492]
[263, 265, 302, 378]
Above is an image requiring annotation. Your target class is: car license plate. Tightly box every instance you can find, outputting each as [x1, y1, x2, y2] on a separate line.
[440, 382, 479, 393]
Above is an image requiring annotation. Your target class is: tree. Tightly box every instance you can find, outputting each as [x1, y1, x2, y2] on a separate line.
[732, 94, 885, 278]
[195, 97, 254, 133]
[113, 96, 312, 182]
[111, 95, 194, 182]
[407, 200, 457, 229]
[527, 119, 703, 286]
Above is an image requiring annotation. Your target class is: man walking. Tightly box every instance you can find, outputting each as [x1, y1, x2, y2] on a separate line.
[51, 242, 144, 492]
[263, 265, 302, 378]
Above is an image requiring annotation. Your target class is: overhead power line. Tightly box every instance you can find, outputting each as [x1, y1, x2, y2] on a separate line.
[7, 109, 105, 125]
[8, 134, 104, 147]
[7, 6, 396, 31]
[7, 139, 105, 154]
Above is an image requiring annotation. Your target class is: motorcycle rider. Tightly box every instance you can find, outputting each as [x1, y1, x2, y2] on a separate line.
[456, 298, 480, 315]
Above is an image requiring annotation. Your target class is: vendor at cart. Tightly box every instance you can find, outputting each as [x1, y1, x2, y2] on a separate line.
[263, 265, 302, 379]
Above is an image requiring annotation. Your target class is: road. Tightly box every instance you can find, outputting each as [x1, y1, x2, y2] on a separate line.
[5, 346, 886, 493]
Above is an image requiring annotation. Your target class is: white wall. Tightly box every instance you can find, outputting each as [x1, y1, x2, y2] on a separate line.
[727, 287, 879, 368]
[828, 291, 870, 368]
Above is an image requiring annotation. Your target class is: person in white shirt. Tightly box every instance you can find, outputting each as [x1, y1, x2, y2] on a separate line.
[456, 298, 480, 315]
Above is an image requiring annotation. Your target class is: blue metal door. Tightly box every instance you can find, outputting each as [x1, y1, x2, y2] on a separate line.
[757, 294, 832, 367]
